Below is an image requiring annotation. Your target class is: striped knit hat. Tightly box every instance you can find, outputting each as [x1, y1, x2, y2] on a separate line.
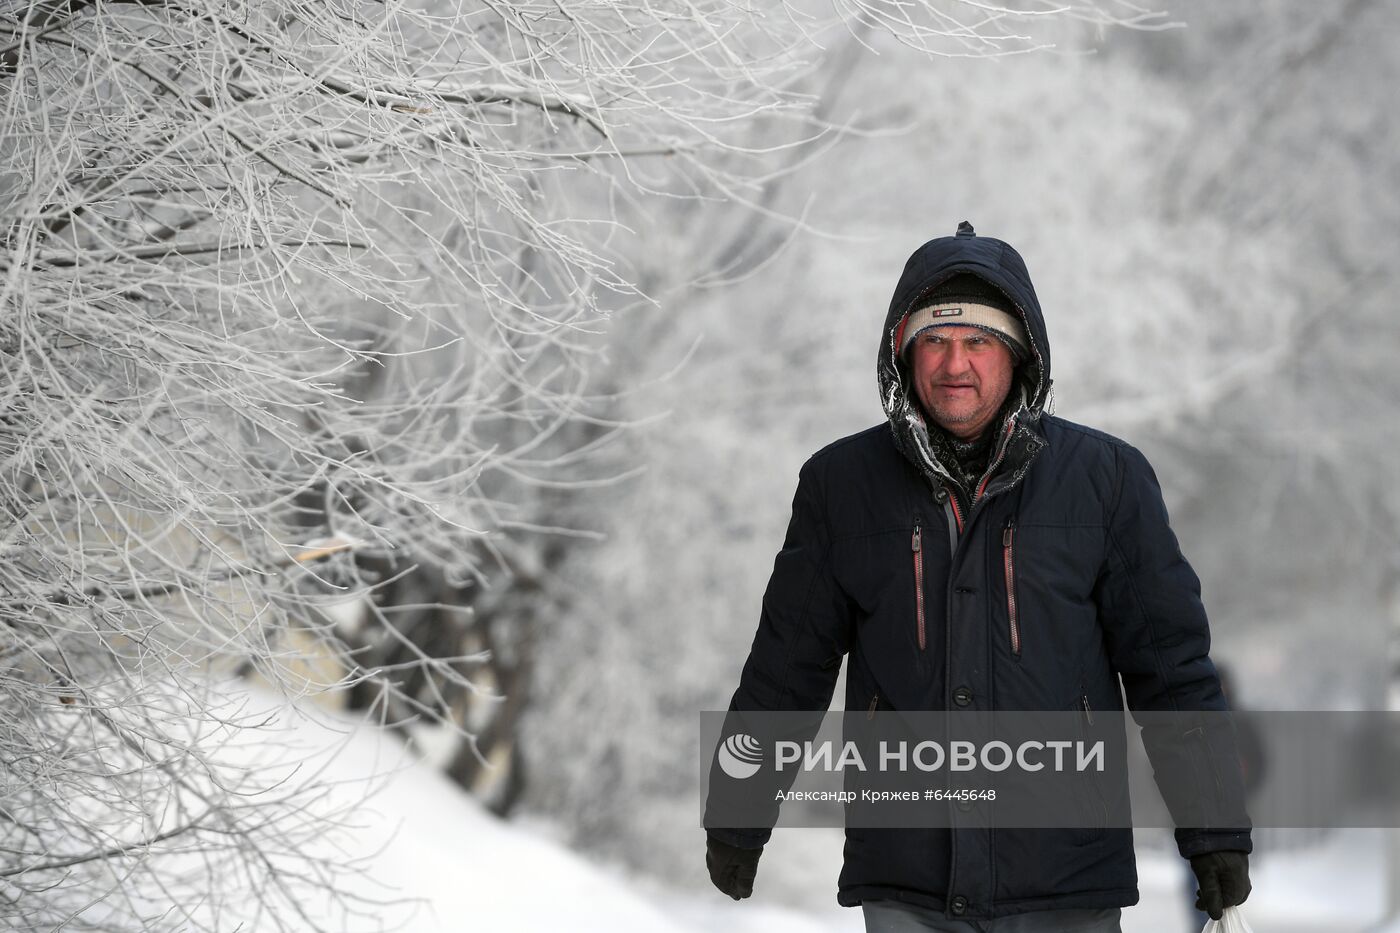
[898, 273, 1030, 361]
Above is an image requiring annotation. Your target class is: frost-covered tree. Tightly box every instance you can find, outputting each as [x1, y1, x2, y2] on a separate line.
[0, 0, 1161, 925]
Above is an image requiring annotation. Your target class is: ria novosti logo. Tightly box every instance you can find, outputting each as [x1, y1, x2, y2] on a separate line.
[717, 733, 764, 779]
[716, 735, 1106, 777]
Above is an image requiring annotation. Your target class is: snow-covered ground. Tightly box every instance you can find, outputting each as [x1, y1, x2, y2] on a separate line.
[264, 699, 1391, 933]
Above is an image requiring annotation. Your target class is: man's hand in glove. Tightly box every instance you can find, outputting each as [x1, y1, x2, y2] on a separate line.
[706, 836, 763, 900]
[1190, 850, 1251, 921]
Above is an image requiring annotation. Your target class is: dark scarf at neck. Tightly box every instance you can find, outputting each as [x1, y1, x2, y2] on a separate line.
[946, 430, 994, 493]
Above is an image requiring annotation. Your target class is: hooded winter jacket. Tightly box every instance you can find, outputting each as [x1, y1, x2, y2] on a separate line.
[707, 222, 1251, 919]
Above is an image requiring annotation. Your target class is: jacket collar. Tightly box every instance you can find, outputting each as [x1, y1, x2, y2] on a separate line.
[895, 386, 1046, 504]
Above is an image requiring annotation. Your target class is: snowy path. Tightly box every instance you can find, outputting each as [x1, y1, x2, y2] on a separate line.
[276, 702, 1389, 932]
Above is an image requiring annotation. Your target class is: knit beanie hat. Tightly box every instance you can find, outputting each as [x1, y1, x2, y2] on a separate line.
[898, 273, 1030, 362]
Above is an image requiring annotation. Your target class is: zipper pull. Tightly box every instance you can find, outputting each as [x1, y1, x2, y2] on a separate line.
[1002, 520, 1014, 548]
[912, 525, 922, 552]
[1081, 695, 1095, 726]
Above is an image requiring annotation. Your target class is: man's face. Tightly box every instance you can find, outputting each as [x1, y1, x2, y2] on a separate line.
[907, 325, 1016, 441]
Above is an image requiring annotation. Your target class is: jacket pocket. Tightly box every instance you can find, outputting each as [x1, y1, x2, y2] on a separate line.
[1072, 693, 1108, 845]
[912, 523, 926, 651]
[1002, 519, 1020, 658]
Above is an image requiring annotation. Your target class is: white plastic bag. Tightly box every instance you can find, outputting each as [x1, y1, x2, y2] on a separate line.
[1200, 906, 1255, 933]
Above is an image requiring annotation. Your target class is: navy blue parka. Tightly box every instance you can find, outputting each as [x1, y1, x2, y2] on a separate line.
[706, 223, 1251, 919]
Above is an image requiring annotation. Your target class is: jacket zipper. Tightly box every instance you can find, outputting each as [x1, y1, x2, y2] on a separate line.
[912, 524, 926, 651]
[1002, 515, 1024, 652]
[867, 694, 879, 720]
[1003, 519, 1020, 657]
[974, 420, 1018, 504]
[1080, 695, 1095, 726]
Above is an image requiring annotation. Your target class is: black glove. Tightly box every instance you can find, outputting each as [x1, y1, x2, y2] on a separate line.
[1190, 850, 1251, 921]
[706, 836, 763, 900]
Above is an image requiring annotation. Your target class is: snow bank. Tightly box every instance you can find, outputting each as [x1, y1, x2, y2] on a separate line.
[261, 695, 1389, 932]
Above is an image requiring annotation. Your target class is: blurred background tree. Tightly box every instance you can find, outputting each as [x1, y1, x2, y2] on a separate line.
[519, 2, 1400, 904]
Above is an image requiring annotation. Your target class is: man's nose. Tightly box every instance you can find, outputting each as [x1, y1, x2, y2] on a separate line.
[942, 342, 971, 374]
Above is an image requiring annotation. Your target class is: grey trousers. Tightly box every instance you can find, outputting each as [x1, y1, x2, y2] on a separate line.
[862, 899, 1123, 933]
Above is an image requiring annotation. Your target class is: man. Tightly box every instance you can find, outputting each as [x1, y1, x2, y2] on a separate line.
[704, 223, 1252, 931]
